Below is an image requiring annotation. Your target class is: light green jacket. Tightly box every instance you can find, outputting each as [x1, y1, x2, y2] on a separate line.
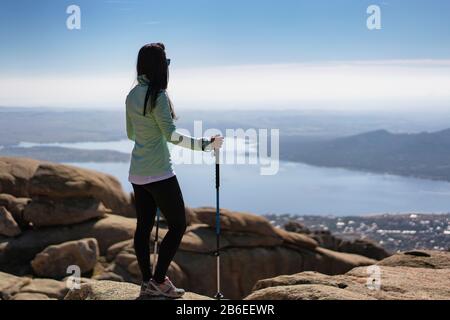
[126, 75, 211, 176]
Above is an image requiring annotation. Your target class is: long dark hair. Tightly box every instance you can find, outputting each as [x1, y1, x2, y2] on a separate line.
[136, 42, 175, 117]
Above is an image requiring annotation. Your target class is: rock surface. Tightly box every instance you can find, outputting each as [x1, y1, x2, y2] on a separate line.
[0, 193, 30, 227]
[246, 283, 373, 300]
[0, 271, 31, 299]
[377, 250, 450, 269]
[245, 250, 450, 300]
[0, 206, 21, 237]
[0, 271, 68, 300]
[11, 292, 56, 300]
[19, 278, 68, 299]
[0, 157, 401, 300]
[284, 222, 389, 260]
[102, 208, 375, 299]
[191, 207, 282, 237]
[23, 196, 109, 227]
[64, 280, 213, 300]
[337, 238, 389, 260]
[31, 238, 99, 278]
[0, 214, 136, 274]
[0, 157, 134, 217]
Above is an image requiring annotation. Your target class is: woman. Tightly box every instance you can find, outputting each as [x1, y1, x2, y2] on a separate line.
[126, 43, 223, 298]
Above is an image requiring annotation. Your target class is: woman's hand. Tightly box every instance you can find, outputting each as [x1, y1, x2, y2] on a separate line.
[210, 135, 224, 150]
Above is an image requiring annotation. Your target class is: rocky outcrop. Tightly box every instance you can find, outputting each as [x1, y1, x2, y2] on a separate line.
[101, 207, 375, 299]
[64, 280, 212, 300]
[245, 250, 450, 300]
[11, 292, 56, 300]
[0, 271, 68, 300]
[0, 157, 40, 198]
[0, 194, 372, 300]
[23, 196, 109, 227]
[284, 221, 390, 260]
[0, 193, 109, 229]
[191, 207, 281, 237]
[337, 238, 389, 261]
[19, 278, 68, 299]
[0, 214, 136, 274]
[31, 238, 99, 278]
[0, 271, 31, 299]
[0, 193, 30, 227]
[0, 157, 134, 217]
[0, 157, 388, 300]
[188, 207, 319, 250]
[377, 250, 450, 269]
[0, 206, 21, 237]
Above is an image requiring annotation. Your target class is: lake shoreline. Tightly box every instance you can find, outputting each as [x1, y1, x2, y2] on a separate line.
[2, 142, 450, 184]
[2, 139, 450, 216]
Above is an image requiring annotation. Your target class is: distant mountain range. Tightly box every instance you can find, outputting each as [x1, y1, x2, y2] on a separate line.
[280, 128, 450, 182]
[1, 108, 449, 182]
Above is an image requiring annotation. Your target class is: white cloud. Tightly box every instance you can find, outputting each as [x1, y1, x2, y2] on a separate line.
[1, 60, 450, 111]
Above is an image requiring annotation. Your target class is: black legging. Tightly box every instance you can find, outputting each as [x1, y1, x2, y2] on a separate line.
[131, 175, 187, 284]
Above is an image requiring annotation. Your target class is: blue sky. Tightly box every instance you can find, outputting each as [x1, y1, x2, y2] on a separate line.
[1, 0, 450, 109]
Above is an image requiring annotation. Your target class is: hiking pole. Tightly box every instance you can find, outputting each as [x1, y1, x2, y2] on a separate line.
[152, 208, 161, 276]
[214, 147, 224, 300]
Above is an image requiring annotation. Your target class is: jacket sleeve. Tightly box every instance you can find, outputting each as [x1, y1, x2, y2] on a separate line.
[152, 91, 213, 151]
[126, 108, 136, 141]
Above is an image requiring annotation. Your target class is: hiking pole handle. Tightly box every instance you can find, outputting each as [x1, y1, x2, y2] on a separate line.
[214, 148, 220, 189]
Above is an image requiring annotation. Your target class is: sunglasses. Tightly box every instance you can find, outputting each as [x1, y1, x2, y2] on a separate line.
[166, 58, 171, 66]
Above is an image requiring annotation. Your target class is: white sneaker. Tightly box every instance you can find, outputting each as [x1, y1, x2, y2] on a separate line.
[146, 276, 185, 298]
